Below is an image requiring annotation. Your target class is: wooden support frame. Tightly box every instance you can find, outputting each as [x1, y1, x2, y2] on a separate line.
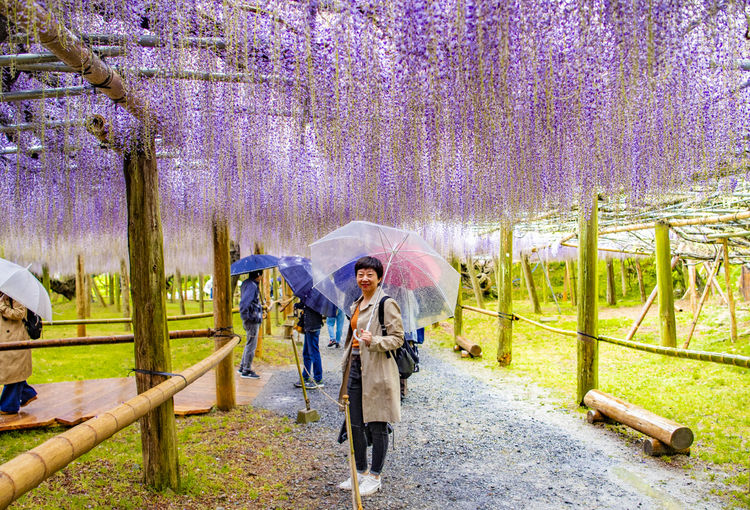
[120, 259, 130, 330]
[683, 249, 723, 349]
[212, 216, 236, 412]
[577, 197, 598, 405]
[521, 254, 542, 314]
[467, 257, 485, 309]
[625, 257, 679, 341]
[176, 268, 186, 315]
[655, 221, 677, 347]
[635, 259, 646, 303]
[606, 260, 617, 306]
[75, 254, 86, 337]
[451, 256, 463, 341]
[496, 222, 513, 366]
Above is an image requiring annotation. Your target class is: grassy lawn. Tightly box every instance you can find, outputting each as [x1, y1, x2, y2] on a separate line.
[1, 294, 301, 509]
[431, 261, 750, 507]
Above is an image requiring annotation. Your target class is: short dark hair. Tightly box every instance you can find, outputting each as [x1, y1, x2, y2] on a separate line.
[248, 270, 262, 280]
[354, 256, 383, 280]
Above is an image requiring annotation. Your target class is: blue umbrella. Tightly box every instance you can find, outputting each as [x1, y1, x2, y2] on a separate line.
[230, 254, 280, 276]
[277, 256, 339, 317]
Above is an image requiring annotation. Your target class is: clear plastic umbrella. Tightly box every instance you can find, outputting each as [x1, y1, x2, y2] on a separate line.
[310, 221, 460, 333]
[0, 257, 53, 321]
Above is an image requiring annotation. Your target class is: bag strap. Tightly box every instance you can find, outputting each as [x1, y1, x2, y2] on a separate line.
[377, 295, 390, 337]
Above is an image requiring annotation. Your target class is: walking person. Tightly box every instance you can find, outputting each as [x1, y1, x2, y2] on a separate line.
[293, 301, 325, 388]
[0, 292, 37, 415]
[326, 307, 346, 348]
[338, 256, 404, 496]
[238, 271, 263, 379]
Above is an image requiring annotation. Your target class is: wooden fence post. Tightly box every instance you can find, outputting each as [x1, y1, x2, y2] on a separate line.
[123, 136, 180, 490]
[212, 216, 237, 412]
[75, 254, 86, 337]
[496, 222, 513, 366]
[120, 259, 130, 331]
[176, 268, 186, 315]
[577, 196, 599, 405]
[108, 273, 115, 305]
[451, 256, 463, 340]
[42, 264, 50, 296]
[721, 239, 737, 342]
[620, 259, 628, 297]
[634, 259, 646, 303]
[606, 260, 617, 306]
[114, 273, 121, 312]
[198, 273, 205, 313]
[263, 269, 272, 335]
[273, 268, 281, 326]
[655, 221, 677, 347]
[521, 254, 542, 314]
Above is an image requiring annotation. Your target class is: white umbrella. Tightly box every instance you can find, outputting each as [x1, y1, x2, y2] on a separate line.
[0, 257, 53, 321]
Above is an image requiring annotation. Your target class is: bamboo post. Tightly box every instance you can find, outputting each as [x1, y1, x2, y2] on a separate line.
[342, 396, 364, 510]
[566, 260, 576, 306]
[168, 275, 175, 303]
[562, 262, 569, 302]
[683, 249, 722, 349]
[467, 257, 485, 308]
[577, 196, 598, 405]
[75, 254, 86, 337]
[123, 137, 180, 490]
[108, 273, 115, 305]
[198, 273, 205, 313]
[273, 268, 281, 326]
[620, 259, 628, 298]
[521, 254, 542, 314]
[707, 267, 728, 305]
[176, 268, 186, 315]
[84, 274, 91, 317]
[212, 216, 236, 411]
[451, 257, 463, 340]
[541, 260, 561, 314]
[496, 222, 513, 366]
[41, 264, 50, 296]
[721, 240, 737, 344]
[120, 259, 131, 331]
[635, 259, 646, 303]
[655, 221, 677, 347]
[606, 260, 617, 306]
[263, 269, 272, 335]
[688, 263, 698, 316]
[625, 257, 679, 341]
[91, 274, 108, 309]
[192, 277, 198, 303]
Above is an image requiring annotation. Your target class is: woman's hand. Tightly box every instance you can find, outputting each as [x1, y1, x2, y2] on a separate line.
[359, 329, 372, 347]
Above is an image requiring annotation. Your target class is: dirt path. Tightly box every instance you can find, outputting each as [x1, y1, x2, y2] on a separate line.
[254, 335, 727, 509]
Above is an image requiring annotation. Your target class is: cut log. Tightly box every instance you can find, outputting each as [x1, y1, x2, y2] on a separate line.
[460, 350, 470, 358]
[643, 438, 690, 456]
[455, 335, 482, 357]
[586, 409, 614, 424]
[584, 389, 693, 450]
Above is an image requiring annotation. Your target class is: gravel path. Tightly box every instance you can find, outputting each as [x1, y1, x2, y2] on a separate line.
[254, 333, 726, 509]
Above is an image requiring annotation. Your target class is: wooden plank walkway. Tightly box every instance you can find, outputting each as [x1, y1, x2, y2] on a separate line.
[0, 369, 269, 432]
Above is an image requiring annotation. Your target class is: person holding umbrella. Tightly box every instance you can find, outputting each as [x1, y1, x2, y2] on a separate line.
[238, 271, 264, 379]
[337, 256, 404, 496]
[0, 292, 37, 414]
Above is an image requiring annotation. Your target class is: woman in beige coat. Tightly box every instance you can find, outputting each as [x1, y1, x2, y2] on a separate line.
[0, 293, 37, 414]
[337, 256, 404, 496]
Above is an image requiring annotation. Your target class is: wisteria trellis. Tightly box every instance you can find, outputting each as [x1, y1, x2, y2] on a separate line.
[0, 0, 748, 274]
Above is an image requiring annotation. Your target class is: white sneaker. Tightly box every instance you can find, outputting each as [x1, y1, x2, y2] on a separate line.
[338, 472, 367, 491]
[358, 474, 381, 496]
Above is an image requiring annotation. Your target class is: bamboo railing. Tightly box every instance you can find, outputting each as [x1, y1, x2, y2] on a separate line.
[0, 334, 240, 509]
[459, 305, 750, 369]
[0, 329, 214, 351]
[42, 308, 239, 326]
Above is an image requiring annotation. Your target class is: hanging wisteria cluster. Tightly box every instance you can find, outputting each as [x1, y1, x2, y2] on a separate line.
[0, 0, 748, 273]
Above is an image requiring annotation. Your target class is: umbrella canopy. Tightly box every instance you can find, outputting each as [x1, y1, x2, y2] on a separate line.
[0, 257, 53, 321]
[277, 256, 339, 317]
[230, 254, 280, 276]
[310, 221, 460, 332]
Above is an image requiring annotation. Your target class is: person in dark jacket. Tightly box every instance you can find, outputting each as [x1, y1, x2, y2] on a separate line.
[238, 271, 264, 379]
[294, 301, 324, 388]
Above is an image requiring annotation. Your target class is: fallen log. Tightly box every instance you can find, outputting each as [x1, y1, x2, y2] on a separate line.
[583, 389, 694, 450]
[586, 409, 613, 424]
[642, 438, 690, 457]
[455, 335, 481, 357]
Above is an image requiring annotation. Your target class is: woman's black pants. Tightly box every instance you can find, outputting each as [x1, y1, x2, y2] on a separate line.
[347, 355, 389, 475]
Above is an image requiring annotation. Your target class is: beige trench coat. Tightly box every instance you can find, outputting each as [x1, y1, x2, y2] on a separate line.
[338, 294, 404, 423]
[0, 295, 31, 385]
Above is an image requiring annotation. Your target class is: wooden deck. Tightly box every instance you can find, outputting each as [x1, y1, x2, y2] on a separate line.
[0, 369, 269, 432]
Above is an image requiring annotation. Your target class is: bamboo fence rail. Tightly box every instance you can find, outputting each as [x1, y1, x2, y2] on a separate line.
[0, 334, 240, 509]
[459, 305, 750, 369]
[0, 329, 214, 351]
[42, 308, 239, 326]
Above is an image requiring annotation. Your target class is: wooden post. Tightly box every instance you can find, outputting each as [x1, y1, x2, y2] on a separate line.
[212, 216, 236, 411]
[683, 250, 722, 349]
[566, 260, 576, 306]
[84, 274, 91, 318]
[467, 257, 485, 309]
[114, 273, 121, 312]
[496, 222, 513, 366]
[75, 254, 86, 337]
[521, 254, 542, 314]
[635, 259, 646, 303]
[740, 265, 750, 301]
[626, 257, 679, 341]
[606, 260, 617, 306]
[42, 264, 50, 296]
[198, 273, 205, 313]
[91, 274, 108, 309]
[108, 274, 115, 305]
[620, 259, 628, 298]
[176, 269, 186, 316]
[120, 260, 130, 330]
[263, 269, 272, 335]
[688, 263, 698, 316]
[273, 268, 281, 326]
[721, 239, 737, 343]
[192, 277, 198, 303]
[577, 196, 598, 405]
[655, 221, 677, 347]
[123, 137, 180, 490]
[451, 257, 463, 341]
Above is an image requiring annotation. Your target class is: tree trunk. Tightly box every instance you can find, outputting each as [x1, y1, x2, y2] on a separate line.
[606, 260, 617, 306]
[655, 221, 676, 347]
[496, 222, 513, 366]
[721, 239, 737, 343]
[212, 216, 236, 411]
[76, 254, 86, 337]
[521, 254, 542, 314]
[42, 264, 51, 296]
[620, 259, 628, 298]
[124, 138, 180, 490]
[120, 259, 130, 330]
[577, 197, 598, 405]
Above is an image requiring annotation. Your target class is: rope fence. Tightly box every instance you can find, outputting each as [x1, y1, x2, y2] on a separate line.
[459, 305, 750, 369]
[0, 333, 240, 509]
[0, 329, 215, 351]
[42, 308, 239, 326]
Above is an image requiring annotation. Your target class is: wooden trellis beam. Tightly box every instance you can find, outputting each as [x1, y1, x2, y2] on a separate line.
[0, 46, 124, 66]
[0, 85, 93, 102]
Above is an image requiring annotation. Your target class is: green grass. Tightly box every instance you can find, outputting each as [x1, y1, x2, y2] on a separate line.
[436, 277, 750, 507]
